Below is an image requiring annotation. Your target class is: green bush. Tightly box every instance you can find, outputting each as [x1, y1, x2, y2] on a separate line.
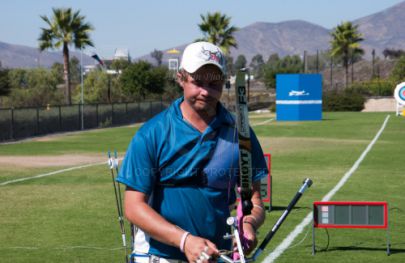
[262, 55, 303, 89]
[120, 61, 166, 99]
[349, 79, 396, 96]
[0, 68, 11, 97]
[323, 89, 366, 111]
[269, 102, 276, 113]
[391, 56, 405, 82]
[99, 117, 112, 128]
[6, 68, 64, 107]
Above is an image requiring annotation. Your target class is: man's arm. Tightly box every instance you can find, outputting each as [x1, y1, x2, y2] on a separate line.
[241, 180, 266, 255]
[124, 189, 219, 262]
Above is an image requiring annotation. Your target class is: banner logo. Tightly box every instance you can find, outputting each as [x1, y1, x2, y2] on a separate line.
[289, 90, 309, 97]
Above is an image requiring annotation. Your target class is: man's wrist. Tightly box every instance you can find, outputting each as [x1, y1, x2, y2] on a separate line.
[180, 231, 190, 253]
[243, 220, 257, 232]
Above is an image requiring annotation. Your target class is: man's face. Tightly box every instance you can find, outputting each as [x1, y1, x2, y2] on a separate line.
[179, 65, 225, 114]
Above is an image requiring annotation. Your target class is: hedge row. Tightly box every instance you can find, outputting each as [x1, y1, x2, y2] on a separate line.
[323, 89, 366, 111]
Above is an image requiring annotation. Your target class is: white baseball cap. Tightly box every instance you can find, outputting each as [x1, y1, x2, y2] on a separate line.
[179, 41, 226, 75]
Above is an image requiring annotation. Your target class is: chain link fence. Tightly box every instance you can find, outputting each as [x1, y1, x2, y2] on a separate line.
[0, 100, 171, 142]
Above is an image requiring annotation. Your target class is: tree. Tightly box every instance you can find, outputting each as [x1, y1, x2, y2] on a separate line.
[6, 68, 63, 107]
[72, 69, 127, 104]
[120, 61, 166, 99]
[197, 12, 238, 55]
[51, 56, 81, 85]
[390, 56, 405, 82]
[383, 48, 405, 60]
[262, 55, 303, 89]
[225, 56, 234, 76]
[249, 54, 265, 79]
[74, 70, 106, 103]
[111, 59, 131, 73]
[234, 55, 247, 72]
[330, 21, 364, 88]
[8, 69, 28, 90]
[305, 50, 330, 73]
[51, 62, 64, 83]
[267, 53, 280, 65]
[38, 7, 94, 105]
[151, 49, 164, 66]
[69, 56, 81, 85]
[0, 69, 11, 97]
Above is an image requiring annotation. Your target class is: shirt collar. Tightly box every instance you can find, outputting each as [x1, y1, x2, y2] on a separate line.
[171, 97, 235, 129]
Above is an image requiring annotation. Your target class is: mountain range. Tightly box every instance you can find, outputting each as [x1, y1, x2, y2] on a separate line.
[2, 1, 405, 68]
[143, 1, 405, 64]
[228, 0, 405, 61]
[0, 41, 94, 69]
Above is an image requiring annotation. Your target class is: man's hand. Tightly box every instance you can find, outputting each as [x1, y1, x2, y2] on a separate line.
[184, 234, 219, 263]
[242, 219, 258, 255]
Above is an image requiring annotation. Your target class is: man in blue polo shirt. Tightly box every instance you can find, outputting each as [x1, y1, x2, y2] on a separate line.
[117, 41, 268, 263]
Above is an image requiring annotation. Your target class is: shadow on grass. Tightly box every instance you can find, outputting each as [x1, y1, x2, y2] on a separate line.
[265, 205, 306, 211]
[317, 246, 405, 255]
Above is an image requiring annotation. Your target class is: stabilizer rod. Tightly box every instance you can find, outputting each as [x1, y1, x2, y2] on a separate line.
[251, 178, 313, 261]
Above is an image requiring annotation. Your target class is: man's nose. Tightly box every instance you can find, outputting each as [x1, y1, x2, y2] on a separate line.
[201, 86, 221, 98]
[200, 86, 210, 96]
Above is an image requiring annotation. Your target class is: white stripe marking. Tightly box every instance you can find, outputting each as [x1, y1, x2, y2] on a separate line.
[264, 114, 390, 262]
[252, 118, 274, 126]
[0, 161, 107, 186]
[276, 100, 322, 105]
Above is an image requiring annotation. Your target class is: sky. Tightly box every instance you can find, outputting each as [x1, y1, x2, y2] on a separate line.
[1, 0, 404, 59]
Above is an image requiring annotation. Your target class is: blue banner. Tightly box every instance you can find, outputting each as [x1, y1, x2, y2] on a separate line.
[276, 74, 322, 121]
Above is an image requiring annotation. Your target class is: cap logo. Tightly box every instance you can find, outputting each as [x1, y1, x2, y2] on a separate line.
[200, 47, 224, 66]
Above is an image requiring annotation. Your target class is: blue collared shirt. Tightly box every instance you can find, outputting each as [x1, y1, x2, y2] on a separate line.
[117, 97, 268, 260]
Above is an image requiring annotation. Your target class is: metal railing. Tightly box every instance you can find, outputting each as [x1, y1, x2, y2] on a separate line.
[0, 100, 171, 142]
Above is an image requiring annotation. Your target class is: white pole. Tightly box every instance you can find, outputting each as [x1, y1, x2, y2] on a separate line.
[397, 103, 399, 116]
[80, 48, 84, 130]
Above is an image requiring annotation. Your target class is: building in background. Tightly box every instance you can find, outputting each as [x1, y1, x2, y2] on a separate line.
[114, 48, 131, 62]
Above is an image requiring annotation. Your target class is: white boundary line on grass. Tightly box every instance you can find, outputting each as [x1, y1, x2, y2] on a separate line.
[0, 161, 107, 186]
[264, 114, 391, 263]
[252, 118, 274, 126]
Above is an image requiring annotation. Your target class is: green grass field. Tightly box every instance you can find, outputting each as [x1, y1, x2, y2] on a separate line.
[0, 112, 404, 263]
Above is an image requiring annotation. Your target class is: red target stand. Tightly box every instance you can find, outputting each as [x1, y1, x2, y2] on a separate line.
[312, 201, 390, 256]
[236, 153, 272, 212]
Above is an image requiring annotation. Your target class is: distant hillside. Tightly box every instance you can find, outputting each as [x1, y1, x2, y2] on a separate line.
[142, 0, 405, 63]
[0, 41, 94, 68]
[354, 1, 405, 58]
[3, 1, 405, 68]
[136, 21, 330, 65]
[229, 20, 330, 62]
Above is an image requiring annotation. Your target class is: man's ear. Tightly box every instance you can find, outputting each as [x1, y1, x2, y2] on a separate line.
[176, 72, 184, 88]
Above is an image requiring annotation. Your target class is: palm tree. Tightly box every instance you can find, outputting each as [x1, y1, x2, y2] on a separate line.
[39, 8, 94, 105]
[330, 21, 363, 88]
[197, 12, 238, 55]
